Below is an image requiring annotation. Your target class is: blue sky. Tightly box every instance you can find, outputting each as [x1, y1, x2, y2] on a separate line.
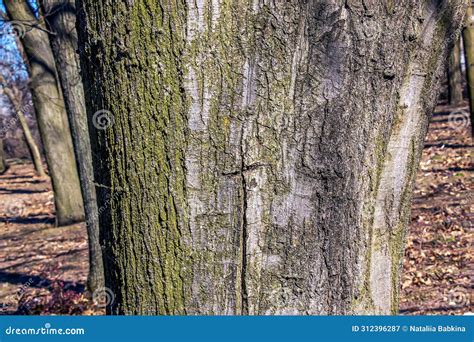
[0, 0, 38, 82]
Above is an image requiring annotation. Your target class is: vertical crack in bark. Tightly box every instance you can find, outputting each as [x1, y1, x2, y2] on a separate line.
[239, 125, 249, 315]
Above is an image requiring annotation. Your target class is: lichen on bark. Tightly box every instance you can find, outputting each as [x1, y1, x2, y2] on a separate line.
[77, 0, 466, 315]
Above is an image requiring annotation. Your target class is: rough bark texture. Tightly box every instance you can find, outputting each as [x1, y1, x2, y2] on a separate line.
[2, 83, 46, 178]
[5, 0, 85, 226]
[41, 0, 104, 291]
[448, 39, 464, 104]
[463, 3, 474, 135]
[78, 0, 466, 315]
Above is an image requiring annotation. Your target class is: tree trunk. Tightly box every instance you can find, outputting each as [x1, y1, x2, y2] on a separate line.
[5, 0, 85, 226]
[463, 3, 474, 136]
[77, 0, 465, 315]
[2, 84, 46, 178]
[448, 39, 463, 105]
[0, 138, 7, 175]
[40, 0, 104, 291]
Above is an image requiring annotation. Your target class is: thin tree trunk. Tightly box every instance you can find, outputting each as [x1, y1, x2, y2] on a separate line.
[0, 138, 7, 175]
[40, 0, 104, 291]
[78, 0, 465, 315]
[5, 0, 85, 226]
[448, 39, 463, 105]
[15, 108, 44, 177]
[463, 3, 474, 136]
[2, 84, 46, 178]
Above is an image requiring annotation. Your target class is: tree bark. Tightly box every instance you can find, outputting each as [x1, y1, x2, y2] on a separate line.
[0, 138, 7, 175]
[5, 0, 85, 226]
[1, 82, 46, 178]
[77, 0, 466, 315]
[40, 0, 104, 291]
[448, 39, 463, 105]
[463, 3, 474, 136]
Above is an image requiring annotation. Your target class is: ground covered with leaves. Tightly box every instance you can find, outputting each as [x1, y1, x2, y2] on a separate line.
[0, 161, 103, 315]
[0, 104, 471, 315]
[400, 103, 472, 315]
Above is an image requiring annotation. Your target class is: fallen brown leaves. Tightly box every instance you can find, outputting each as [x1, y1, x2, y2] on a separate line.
[0, 160, 103, 315]
[400, 103, 473, 315]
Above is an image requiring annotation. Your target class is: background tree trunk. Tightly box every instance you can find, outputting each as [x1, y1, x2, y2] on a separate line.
[78, 0, 466, 315]
[448, 39, 464, 105]
[5, 0, 85, 226]
[2, 83, 46, 178]
[463, 3, 474, 136]
[41, 0, 104, 291]
[0, 138, 7, 175]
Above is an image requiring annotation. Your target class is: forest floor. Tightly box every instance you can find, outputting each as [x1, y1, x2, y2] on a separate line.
[400, 101, 473, 315]
[0, 103, 472, 315]
[0, 161, 103, 315]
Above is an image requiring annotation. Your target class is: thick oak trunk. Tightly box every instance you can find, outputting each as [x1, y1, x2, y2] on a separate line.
[78, 0, 465, 315]
[5, 0, 84, 226]
[41, 0, 104, 291]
